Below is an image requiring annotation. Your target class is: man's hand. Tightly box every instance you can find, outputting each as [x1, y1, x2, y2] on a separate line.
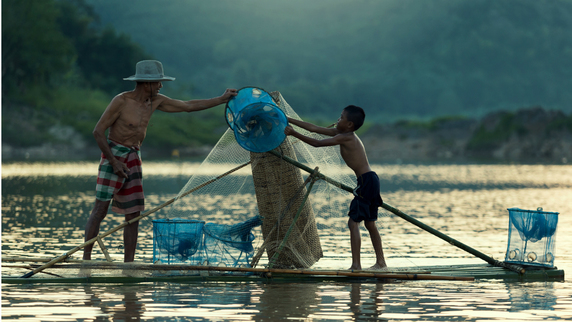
[220, 88, 238, 103]
[111, 160, 129, 179]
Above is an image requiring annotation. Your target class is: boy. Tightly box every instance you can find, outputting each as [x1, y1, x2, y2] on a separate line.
[284, 105, 387, 270]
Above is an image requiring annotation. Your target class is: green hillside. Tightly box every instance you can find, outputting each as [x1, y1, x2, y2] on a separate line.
[2, 0, 225, 151]
[3, 0, 572, 156]
[87, 0, 572, 121]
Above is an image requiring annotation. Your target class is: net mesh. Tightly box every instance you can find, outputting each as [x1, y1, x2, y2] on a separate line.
[161, 91, 356, 269]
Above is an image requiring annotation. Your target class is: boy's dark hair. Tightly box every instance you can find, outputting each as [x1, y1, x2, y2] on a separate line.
[343, 105, 365, 131]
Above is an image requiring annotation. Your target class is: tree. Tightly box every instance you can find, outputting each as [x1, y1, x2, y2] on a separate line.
[2, 0, 75, 95]
[56, 0, 151, 94]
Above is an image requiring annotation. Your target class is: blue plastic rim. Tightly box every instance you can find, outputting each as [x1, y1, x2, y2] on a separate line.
[507, 207, 558, 242]
[225, 87, 288, 153]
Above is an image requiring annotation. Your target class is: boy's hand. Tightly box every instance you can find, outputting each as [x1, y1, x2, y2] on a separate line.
[284, 125, 295, 136]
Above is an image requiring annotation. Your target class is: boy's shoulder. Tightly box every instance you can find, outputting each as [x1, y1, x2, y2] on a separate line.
[338, 129, 356, 136]
[337, 131, 361, 145]
[339, 130, 357, 139]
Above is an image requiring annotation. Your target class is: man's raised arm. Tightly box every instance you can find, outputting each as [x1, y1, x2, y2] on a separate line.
[158, 88, 237, 113]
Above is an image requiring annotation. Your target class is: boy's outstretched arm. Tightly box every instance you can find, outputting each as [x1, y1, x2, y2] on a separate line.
[285, 125, 347, 147]
[288, 117, 339, 136]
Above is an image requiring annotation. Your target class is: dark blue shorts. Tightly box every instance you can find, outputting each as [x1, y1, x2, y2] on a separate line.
[348, 171, 383, 223]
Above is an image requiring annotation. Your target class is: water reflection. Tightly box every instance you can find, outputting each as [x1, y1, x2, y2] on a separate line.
[149, 283, 259, 320]
[83, 285, 144, 321]
[506, 282, 557, 312]
[3, 280, 571, 321]
[348, 283, 385, 321]
[255, 283, 320, 319]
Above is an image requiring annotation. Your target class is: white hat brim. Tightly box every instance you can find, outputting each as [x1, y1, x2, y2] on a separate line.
[123, 75, 175, 82]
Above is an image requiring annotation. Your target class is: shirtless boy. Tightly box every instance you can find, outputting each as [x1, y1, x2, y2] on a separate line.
[284, 105, 387, 270]
[83, 60, 237, 262]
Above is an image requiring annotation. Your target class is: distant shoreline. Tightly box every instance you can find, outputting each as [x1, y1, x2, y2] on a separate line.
[3, 106, 570, 165]
[362, 106, 571, 165]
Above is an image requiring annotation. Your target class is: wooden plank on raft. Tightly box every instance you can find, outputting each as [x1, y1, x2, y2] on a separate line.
[4, 259, 564, 283]
[4, 262, 474, 283]
[408, 263, 564, 281]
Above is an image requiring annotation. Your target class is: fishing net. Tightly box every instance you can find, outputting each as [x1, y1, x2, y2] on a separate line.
[505, 207, 559, 267]
[160, 90, 356, 269]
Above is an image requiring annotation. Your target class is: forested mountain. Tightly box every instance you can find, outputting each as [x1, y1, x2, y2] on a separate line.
[2, 0, 222, 150]
[3, 0, 572, 159]
[86, 0, 572, 121]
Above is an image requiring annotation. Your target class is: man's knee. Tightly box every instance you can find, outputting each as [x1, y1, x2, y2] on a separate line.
[125, 211, 140, 223]
[91, 199, 111, 220]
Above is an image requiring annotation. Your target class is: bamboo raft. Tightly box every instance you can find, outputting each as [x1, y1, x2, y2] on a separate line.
[2, 257, 564, 284]
[4, 147, 565, 284]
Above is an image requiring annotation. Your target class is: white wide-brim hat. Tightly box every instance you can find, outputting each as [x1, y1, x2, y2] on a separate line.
[123, 60, 175, 82]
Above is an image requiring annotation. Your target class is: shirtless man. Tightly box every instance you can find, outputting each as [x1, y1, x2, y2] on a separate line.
[83, 60, 237, 262]
[284, 105, 387, 270]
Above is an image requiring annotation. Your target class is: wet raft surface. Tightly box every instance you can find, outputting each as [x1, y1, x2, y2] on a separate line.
[2, 260, 564, 284]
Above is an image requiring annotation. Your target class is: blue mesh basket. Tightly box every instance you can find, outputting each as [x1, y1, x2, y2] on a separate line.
[225, 87, 288, 153]
[203, 218, 260, 267]
[505, 208, 559, 267]
[153, 216, 262, 268]
[152, 219, 205, 264]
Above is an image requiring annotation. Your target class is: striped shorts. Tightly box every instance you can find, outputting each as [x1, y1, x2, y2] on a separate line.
[95, 140, 144, 214]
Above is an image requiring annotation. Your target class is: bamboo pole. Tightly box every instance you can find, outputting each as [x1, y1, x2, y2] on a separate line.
[43, 262, 472, 281]
[2, 257, 84, 263]
[267, 150, 525, 275]
[20, 161, 252, 278]
[96, 236, 112, 262]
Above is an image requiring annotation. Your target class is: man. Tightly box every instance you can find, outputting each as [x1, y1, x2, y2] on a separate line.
[285, 105, 387, 270]
[83, 60, 237, 262]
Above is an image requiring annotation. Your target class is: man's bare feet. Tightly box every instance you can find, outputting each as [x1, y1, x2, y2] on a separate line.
[367, 263, 388, 271]
[348, 265, 362, 271]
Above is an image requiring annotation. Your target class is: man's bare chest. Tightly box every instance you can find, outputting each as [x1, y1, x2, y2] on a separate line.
[118, 99, 154, 128]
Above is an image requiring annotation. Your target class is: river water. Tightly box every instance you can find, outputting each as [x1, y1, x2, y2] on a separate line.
[2, 161, 572, 321]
